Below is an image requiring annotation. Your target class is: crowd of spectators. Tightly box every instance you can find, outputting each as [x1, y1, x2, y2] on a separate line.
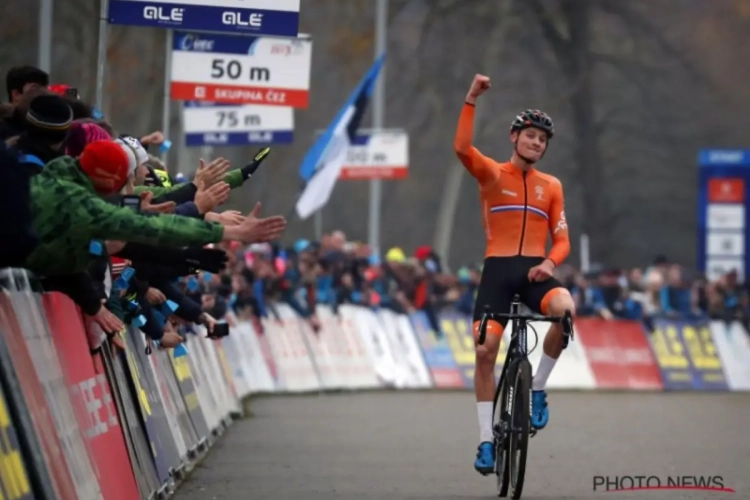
[199, 232, 750, 336]
[0, 64, 287, 352]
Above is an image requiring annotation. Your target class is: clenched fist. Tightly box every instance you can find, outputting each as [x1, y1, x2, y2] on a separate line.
[466, 74, 491, 104]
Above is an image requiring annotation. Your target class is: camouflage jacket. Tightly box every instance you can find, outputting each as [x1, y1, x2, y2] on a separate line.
[24, 156, 224, 277]
[133, 169, 245, 201]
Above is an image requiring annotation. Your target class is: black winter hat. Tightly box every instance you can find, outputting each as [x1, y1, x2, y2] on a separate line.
[25, 94, 73, 144]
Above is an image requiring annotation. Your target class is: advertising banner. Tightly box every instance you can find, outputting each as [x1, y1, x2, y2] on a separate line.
[338, 130, 409, 180]
[377, 310, 432, 388]
[183, 101, 293, 146]
[108, 0, 300, 37]
[408, 311, 463, 388]
[500, 321, 597, 390]
[168, 349, 210, 441]
[99, 345, 162, 499]
[261, 310, 319, 392]
[171, 31, 312, 107]
[573, 318, 662, 390]
[0, 294, 77, 500]
[649, 318, 728, 390]
[125, 329, 184, 481]
[0, 380, 33, 500]
[709, 320, 750, 390]
[333, 307, 380, 389]
[42, 293, 139, 500]
[439, 311, 505, 388]
[8, 292, 103, 500]
[342, 305, 401, 388]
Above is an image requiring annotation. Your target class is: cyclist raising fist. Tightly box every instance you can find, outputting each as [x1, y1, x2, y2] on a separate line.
[455, 73, 576, 475]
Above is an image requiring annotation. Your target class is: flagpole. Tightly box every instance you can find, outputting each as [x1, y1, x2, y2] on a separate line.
[368, 0, 387, 256]
[314, 210, 323, 240]
[38, 0, 53, 72]
[95, 0, 110, 112]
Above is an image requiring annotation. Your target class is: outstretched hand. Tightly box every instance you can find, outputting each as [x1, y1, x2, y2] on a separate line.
[222, 202, 286, 244]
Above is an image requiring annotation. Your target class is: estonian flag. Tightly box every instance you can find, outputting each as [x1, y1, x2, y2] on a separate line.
[295, 55, 385, 220]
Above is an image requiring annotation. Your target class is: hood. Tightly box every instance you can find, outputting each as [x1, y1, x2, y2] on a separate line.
[37, 155, 97, 192]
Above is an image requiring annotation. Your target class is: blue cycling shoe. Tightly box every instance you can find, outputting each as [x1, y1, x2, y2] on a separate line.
[531, 390, 549, 429]
[474, 441, 495, 475]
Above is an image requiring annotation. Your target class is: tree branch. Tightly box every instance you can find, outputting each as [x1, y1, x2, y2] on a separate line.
[526, 0, 569, 63]
[598, 1, 714, 89]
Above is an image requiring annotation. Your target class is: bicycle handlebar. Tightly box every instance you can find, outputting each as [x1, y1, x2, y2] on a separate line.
[476, 302, 574, 347]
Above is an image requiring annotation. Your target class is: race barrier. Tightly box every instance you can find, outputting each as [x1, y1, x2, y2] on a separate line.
[0, 269, 749, 499]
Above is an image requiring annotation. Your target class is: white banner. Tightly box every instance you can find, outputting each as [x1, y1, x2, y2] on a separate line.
[339, 129, 409, 180]
[502, 322, 597, 389]
[171, 32, 312, 108]
[182, 102, 294, 146]
[710, 321, 750, 390]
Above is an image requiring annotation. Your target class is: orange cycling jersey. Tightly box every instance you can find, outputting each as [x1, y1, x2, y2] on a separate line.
[453, 103, 570, 265]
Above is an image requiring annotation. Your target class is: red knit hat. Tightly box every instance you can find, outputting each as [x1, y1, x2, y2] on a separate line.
[79, 140, 129, 195]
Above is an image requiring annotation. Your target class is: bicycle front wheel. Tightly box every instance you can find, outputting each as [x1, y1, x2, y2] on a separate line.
[508, 358, 532, 499]
[494, 361, 513, 497]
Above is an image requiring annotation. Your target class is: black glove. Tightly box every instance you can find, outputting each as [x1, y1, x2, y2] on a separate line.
[240, 147, 271, 181]
[183, 247, 228, 274]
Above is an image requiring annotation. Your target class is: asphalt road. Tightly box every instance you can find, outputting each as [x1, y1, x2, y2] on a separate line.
[176, 391, 749, 499]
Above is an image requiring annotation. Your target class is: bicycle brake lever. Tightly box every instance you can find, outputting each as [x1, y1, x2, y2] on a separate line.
[561, 310, 574, 347]
[477, 306, 490, 345]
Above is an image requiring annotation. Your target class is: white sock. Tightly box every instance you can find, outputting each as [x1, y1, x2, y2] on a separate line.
[477, 402, 494, 443]
[532, 353, 558, 391]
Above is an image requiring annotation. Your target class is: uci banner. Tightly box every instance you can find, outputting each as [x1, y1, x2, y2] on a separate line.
[648, 318, 728, 390]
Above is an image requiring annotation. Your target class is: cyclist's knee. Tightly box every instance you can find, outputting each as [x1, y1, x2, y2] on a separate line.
[473, 319, 503, 368]
[541, 288, 576, 317]
[475, 344, 497, 367]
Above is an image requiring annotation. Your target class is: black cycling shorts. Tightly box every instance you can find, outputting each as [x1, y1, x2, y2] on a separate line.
[472, 256, 565, 324]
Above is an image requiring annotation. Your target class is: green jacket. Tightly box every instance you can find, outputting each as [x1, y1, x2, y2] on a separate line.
[25, 156, 224, 277]
[133, 169, 245, 201]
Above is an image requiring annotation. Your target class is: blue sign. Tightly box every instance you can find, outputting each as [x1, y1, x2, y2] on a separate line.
[108, 0, 300, 37]
[185, 131, 293, 147]
[173, 30, 264, 54]
[698, 149, 750, 167]
[648, 319, 728, 391]
[696, 148, 750, 280]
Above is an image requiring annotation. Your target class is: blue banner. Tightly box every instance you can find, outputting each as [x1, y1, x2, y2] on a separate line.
[648, 318, 728, 390]
[696, 149, 750, 280]
[108, 0, 299, 37]
[408, 312, 464, 388]
[438, 311, 505, 389]
[185, 131, 293, 147]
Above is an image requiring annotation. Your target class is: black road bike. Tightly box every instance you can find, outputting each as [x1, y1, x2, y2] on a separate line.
[477, 295, 574, 499]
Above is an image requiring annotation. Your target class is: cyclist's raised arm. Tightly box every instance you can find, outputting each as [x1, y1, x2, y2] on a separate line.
[454, 74, 497, 187]
[547, 179, 571, 267]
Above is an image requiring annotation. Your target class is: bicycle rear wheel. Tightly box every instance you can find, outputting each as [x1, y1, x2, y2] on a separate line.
[508, 358, 532, 499]
[493, 362, 513, 497]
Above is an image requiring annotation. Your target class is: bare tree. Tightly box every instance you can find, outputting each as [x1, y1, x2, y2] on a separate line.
[523, 0, 715, 264]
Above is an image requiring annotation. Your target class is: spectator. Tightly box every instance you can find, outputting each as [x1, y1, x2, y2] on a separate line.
[0, 141, 37, 267]
[24, 140, 287, 277]
[5, 65, 49, 105]
[1, 66, 49, 139]
[659, 264, 692, 317]
[9, 92, 73, 168]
